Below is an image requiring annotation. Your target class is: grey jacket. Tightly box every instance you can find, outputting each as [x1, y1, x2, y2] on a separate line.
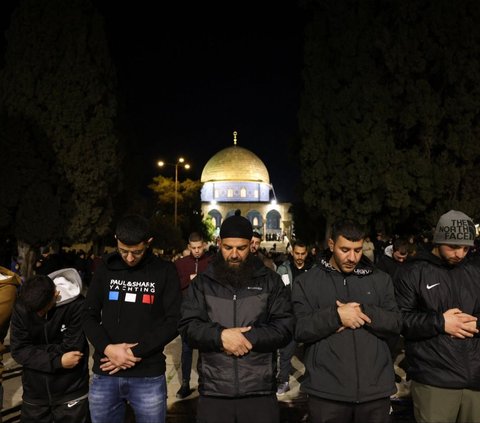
[178, 256, 294, 397]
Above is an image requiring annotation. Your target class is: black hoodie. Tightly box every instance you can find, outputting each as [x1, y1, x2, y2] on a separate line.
[83, 250, 181, 377]
[10, 268, 89, 405]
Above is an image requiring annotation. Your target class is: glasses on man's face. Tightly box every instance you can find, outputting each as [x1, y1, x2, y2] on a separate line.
[118, 247, 146, 258]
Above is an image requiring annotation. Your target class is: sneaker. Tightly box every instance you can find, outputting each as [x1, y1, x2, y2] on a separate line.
[176, 381, 192, 399]
[276, 381, 290, 396]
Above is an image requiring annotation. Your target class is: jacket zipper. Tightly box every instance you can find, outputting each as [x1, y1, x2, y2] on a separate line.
[44, 316, 53, 404]
[345, 276, 360, 402]
[233, 293, 239, 396]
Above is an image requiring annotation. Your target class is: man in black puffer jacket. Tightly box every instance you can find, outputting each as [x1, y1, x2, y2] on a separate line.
[292, 219, 402, 423]
[179, 211, 294, 423]
[395, 210, 480, 423]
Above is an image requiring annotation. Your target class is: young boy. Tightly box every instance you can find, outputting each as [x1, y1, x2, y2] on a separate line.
[10, 268, 89, 423]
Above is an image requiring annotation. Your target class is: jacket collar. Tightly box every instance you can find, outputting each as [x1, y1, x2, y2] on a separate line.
[318, 251, 373, 277]
[410, 248, 468, 269]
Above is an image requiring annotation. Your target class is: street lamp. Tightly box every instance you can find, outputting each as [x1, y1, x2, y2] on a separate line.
[270, 184, 278, 205]
[157, 157, 190, 227]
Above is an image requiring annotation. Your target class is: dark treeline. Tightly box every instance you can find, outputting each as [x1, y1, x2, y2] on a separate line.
[0, 0, 206, 275]
[296, 0, 480, 243]
[2, 0, 480, 270]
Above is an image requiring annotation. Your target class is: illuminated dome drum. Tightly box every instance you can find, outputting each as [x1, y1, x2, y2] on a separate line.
[201, 133, 271, 202]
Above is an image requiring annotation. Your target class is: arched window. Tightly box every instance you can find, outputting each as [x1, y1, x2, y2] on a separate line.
[246, 210, 263, 230]
[208, 209, 222, 229]
[266, 210, 281, 230]
[240, 187, 247, 198]
[227, 188, 234, 198]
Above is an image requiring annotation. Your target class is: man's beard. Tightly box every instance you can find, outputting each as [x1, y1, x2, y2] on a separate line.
[212, 253, 256, 289]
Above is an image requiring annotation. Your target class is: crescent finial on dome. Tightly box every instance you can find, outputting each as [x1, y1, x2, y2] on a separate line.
[233, 131, 237, 145]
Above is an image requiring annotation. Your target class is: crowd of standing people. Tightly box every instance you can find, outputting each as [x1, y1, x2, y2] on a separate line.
[0, 209, 479, 423]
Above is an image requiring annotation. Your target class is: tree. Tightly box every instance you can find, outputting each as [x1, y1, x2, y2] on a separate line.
[0, 114, 65, 275]
[202, 216, 216, 243]
[299, 0, 480, 241]
[0, 0, 121, 247]
[149, 175, 208, 246]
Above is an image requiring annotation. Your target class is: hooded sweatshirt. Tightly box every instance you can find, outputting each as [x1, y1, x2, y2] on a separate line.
[10, 268, 89, 405]
[83, 250, 181, 377]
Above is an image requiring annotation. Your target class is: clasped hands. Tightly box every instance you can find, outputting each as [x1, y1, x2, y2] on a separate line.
[100, 343, 142, 375]
[444, 308, 479, 339]
[221, 326, 252, 357]
[336, 300, 371, 332]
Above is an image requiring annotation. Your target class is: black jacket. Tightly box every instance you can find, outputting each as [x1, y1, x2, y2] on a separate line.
[10, 269, 89, 405]
[292, 255, 401, 403]
[83, 250, 181, 377]
[376, 255, 402, 279]
[178, 256, 294, 397]
[394, 251, 480, 389]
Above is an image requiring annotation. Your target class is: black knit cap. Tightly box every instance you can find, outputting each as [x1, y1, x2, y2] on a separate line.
[220, 210, 253, 240]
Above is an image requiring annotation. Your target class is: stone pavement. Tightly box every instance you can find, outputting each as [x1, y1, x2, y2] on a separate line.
[1, 335, 308, 422]
[2, 334, 415, 422]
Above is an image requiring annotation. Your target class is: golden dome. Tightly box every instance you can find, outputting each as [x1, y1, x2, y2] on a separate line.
[201, 145, 270, 183]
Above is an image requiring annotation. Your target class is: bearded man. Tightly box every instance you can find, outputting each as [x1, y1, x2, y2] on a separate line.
[178, 210, 293, 423]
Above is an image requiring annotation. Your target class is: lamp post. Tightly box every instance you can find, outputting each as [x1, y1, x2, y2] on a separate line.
[157, 157, 190, 227]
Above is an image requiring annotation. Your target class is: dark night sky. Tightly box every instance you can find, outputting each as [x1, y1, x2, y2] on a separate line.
[102, 2, 306, 202]
[2, 1, 307, 202]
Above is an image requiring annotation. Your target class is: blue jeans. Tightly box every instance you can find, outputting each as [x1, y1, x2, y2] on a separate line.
[89, 374, 167, 423]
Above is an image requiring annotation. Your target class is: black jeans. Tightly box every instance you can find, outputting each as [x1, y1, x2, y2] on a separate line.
[308, 395, 391, 423]
[278, 339, 297, 383]
[181, 335, 193, 383]
[196, 395, 279, 423]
